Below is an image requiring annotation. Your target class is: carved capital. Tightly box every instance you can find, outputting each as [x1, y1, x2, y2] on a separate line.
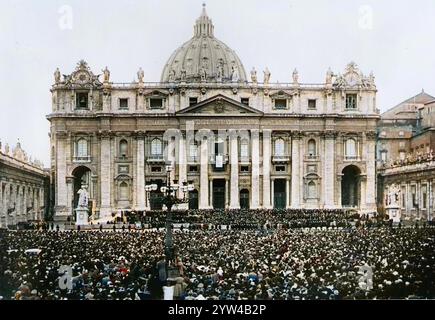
[133, 130, 146, 139]
[366, 131, 377, 140]
[56, 130, 68, 139]
[291, 131, 302, 140]
[97, 130, 112, 139]
[323, 130, 337, 140]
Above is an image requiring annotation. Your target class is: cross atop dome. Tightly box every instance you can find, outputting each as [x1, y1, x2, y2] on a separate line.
[194, 3, 214, 37]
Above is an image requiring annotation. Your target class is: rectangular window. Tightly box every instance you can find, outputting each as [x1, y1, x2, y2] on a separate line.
[345, 94, 357, 109]
[240, 165, 249, 172]
[189, 165, 198, 172]
[274, 99, 287, 110]
[76, 92, 88, 109]
[189, 97, 198, 106]
[308, 99, 317, 109]
[241, 98, 249, 106]
[150, 98, 163, 109]
[275, 165, 286, 172]
[151, 166, 162, 173]
[119, 98, 128, 110]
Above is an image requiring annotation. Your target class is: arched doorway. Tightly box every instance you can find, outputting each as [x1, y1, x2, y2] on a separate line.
[72, 166, 92, 210]
[189, 189, 199, 209]
[240, 189, 250, 209]
[341, 165, 361, 208]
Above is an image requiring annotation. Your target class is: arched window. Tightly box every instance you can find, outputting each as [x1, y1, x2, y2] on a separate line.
[308, 139, 316, 157]
[77, 138, 88, 157]
[151, 138, 162, 155]
[240, 139, 249, 158]
[274, 138, 285, 156]
[307, 181, 317, 199]
[119, 140, 128, 156]
[345, 139, 357, 158]
[119, 182, 129, 200]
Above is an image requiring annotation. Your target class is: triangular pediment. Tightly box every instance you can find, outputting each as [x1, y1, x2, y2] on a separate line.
[176, 94, 263, 116]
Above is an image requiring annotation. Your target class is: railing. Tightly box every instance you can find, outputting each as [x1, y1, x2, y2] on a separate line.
[239, 156, 251, 163]
[272, 154, 291, 162]
[381, 160, 435, 175]
[209, 154, 229, 164]
[146, 154, 165, 162]
[187, 156, 199, 163]
[344, 155, 361, 161]
[73, 156, 92, 163]
[304, 155, 319, 161]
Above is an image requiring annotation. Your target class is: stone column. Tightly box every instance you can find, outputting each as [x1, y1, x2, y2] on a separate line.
[199, 135, 211, 209]
[229, 131, 240, 209]
[135, 133, 146, 211]
[251, 129, 260, 209]
[39, 187, 44, 221]
[365, 132, 377, 211]
[3, 182, 10, 227]
[291, 132, 301, 208]
[66, 177, 74, 218]
[55, 132, 68, 216]
[100, 133, 112, 218]
[262, 130, 272, 208]
[23, 185, 28, 222]
[286, 179, 291, 208]
[177, 134, 188, 210]
[10, 184, 17, 226]
[209, 180, 213, 208]
[225, 179, 229, 208]
[0, 181, 3, 228]
[323, 132, 336, 208]
[360, 176, 367, 210]
[271, 178, 275, 208]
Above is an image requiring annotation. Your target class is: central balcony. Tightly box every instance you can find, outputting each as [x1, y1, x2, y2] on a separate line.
[73, 156, 92, 163]
[272, 154, 290, 163]
[146, 154, 165, 163]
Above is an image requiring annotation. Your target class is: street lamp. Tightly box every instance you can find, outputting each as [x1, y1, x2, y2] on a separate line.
[145, 164, 194, 280]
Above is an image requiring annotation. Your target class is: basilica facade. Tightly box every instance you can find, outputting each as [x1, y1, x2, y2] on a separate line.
[48, 5, 379, 222]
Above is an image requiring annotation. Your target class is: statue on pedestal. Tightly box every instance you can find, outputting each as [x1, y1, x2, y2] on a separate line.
[137, 67, 144, 84]
[76, 185, 89, 226]
[180, 69, 187, 82]
[77, 185, 89, 208]
[250, 67, 257, 84]
[102, 66, 110, 83]
[292, 68, 299, 84]
[263, 67, 271, 85]
[231, 63, 239, 82]
[326, 68, 333, 85]
[54, 68, 61, 84]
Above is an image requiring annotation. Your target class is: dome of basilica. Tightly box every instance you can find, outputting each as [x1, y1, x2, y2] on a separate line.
[160, 4, 247, 83]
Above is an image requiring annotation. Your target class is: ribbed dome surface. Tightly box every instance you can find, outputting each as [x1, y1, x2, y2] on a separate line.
[161, 4, 247, 83]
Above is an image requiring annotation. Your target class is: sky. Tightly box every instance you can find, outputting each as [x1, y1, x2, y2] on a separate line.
[1, 0, 435, 166]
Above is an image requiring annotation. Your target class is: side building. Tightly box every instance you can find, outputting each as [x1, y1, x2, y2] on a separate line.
[377, 90, 435, 222]
[0, 141, 50, 228]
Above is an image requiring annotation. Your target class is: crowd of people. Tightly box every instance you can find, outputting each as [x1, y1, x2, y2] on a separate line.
[380, 149, 435, 169]
[140, 209, 367, 229]
[1, 225, 434, 300]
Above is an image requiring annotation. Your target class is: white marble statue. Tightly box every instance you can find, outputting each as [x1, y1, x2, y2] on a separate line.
[77, 185, 89, 208]
[386, 184, 400, 207]
[292, 68, 299, 84]
[102, 66, 110, 82]
[54, 68, 61, 84]
[231, 64, 239, 82]
[250, 67, 257, 83]
[137, 67, 144, 83]
[263, 67, 271, 85]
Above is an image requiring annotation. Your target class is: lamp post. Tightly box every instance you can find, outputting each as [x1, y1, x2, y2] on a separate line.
[145, 164, 194, 280]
